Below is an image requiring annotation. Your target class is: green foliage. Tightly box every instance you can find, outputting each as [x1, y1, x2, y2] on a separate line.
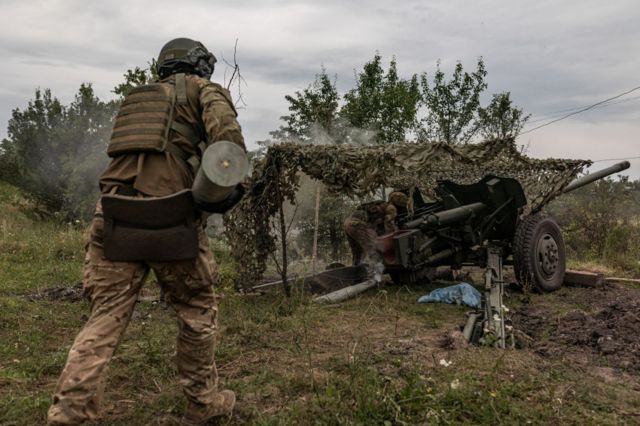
[547, 176, 640, 269]
[112, 60, 159, 98]
[478, 92, 530, 140]
[0, 85, 117, 219]
[603, 224, 640, 272]
[0, 138, 18, 184]
[418, 58, 487, 144]
[1, 88, 66, 208]
[271, 68, 340, 143]
[266, 69, 365, 262]
[341, 54, 420, 144]
[271, 55, 529, 148]
[265, 55, 421, 261]
[210, 237, 240, 292]
[60, 84, 119, 219]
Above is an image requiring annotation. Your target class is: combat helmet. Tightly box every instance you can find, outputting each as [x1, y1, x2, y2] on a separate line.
[157, 37, 217, 79]
[388, 191, 409, 209]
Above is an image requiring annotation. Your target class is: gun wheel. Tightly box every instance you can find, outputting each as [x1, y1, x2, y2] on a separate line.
[513, 214, 566, 292]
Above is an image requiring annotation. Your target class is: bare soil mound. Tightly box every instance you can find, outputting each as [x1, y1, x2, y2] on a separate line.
[513, 285, 640, 372]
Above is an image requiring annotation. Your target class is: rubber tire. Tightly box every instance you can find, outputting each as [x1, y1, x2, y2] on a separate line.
[513, 214, 566, 292]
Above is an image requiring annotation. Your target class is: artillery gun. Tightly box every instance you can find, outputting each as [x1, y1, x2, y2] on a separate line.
[378, 161, 631, 347]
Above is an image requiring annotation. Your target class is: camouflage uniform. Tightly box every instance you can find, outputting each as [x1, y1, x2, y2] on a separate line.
[344, 192, 409, 273]
[47, 73, 244, 425]
[343, 200, 399, 274]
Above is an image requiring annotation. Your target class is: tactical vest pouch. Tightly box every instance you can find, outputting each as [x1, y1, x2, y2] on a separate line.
[101, 190, 198, 262]
[107, 83, 175, 157]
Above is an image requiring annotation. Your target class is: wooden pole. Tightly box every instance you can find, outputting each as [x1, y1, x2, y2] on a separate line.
[275, 176, 291, 298]
[606, 276, 640, 284]
[312, 185, 321, 274]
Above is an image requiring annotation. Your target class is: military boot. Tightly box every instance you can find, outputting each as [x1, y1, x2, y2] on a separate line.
[181, 390, 236, 426]
[47, 403, 87, 426]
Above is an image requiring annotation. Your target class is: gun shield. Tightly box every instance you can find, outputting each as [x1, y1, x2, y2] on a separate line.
[192, 141, 249, 204]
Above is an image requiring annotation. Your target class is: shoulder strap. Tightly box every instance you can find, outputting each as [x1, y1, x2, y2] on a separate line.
[171, 121, 200, 146]
[166, 73, 203, 170]
[175, 73, 188, 105]
[169, 73, 203, 148]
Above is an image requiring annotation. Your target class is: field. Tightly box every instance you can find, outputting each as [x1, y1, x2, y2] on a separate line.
[1, 181, 639, 425]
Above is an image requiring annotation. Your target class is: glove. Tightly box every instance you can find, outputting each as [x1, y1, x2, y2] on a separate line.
[195, 184, 246, 214]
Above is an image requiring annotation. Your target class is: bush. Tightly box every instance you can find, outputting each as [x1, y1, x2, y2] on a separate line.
[603, 224, 640, 272]
[547, 177, 640, 269]
[210, 237, 239, 292]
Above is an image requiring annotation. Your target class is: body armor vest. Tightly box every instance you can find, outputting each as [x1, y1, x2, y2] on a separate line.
[107, 82, 176, 157]
[107, 74, 201, 164]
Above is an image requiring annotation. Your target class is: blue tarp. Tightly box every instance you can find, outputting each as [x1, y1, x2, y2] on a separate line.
[417, 283, 481, 308]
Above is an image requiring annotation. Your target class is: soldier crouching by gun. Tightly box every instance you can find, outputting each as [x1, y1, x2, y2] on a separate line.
[343, 191, 408, 282]
[47, 38, 248, 426]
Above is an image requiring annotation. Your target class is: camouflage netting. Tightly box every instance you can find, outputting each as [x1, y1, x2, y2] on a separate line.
[225, 138, 591, 289]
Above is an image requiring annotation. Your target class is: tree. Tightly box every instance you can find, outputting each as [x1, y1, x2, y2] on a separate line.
[0, 85, 117, 218]
[0, 64, 155, 220]
[418, 58, 487, 144]
[341, 54, 420, 144]
[269, 68, 358, 262]
[477, 92, 530, 140]
[60, 84, 119, 219]
[269, 56, 421, 261]
[2, 88, 67, 210]
[270, 68, 340, 143]
[112, 60, 158, 98]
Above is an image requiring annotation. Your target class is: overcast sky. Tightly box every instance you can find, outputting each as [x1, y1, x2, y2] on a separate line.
[1, 0, 639, 177]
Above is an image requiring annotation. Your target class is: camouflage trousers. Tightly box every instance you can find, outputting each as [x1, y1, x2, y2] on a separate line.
[47, 203, 221, 425]
[343, 211, 383, 276]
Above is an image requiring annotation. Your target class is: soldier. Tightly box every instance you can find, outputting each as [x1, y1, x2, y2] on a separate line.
[344, 191, 408, 278]
[47, 38, 245, 426]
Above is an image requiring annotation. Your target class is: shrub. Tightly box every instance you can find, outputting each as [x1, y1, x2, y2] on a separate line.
[603, 224, 640, 272]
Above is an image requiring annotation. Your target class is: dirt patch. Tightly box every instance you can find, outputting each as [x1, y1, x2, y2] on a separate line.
[513, 285, 640, 372]
[439, 330, 471, 350]
[23, 282, 88, 302]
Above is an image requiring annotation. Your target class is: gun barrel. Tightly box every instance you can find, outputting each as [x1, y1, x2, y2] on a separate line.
[563, 161, 630, 193]
[405, 202, 486, 229]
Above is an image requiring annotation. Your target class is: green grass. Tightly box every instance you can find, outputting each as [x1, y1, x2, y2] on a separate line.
[1, 180, 639, 425]
[0, 182, 85, 296]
